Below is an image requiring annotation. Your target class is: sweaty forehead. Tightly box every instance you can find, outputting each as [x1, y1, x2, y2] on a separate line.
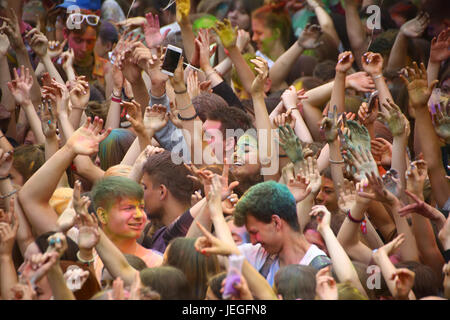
[70, 27, 97, 40]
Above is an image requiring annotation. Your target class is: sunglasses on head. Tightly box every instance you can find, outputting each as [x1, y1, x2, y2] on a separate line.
[66, 13, 100, 29]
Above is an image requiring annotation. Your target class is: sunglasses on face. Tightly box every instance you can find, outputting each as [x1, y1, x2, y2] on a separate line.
[66, 13, 100, 28]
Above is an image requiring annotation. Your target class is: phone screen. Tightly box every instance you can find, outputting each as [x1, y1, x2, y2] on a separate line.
[161, 48, 181, 74]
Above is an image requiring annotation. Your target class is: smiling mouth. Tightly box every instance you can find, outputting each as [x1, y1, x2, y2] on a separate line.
[128, 222, 144, 230]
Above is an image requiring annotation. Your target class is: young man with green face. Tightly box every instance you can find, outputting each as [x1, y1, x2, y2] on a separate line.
[91, 176, 163, 274]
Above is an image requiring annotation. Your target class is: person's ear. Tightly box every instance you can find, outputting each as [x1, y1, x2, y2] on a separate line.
[159, 184, 168, 201]
[272, 215, 282, 231]
[96, 207, 108, 224]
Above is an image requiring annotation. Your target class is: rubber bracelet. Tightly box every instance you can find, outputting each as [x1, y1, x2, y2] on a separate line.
[111, 96, 122, 103]
[373, 74, 383, 80]
[347, 210, 365, 223]
[0, 189, 18, 199]
[178, 112, 198, 121]
[329, 159, 344, 164]
[0, 174, 11, 180]
[174, 88, 187, 94]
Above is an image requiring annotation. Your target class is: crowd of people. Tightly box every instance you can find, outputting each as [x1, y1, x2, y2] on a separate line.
[0, 0, 449, 301]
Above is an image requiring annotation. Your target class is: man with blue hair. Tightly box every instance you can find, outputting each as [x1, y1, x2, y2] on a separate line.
[234, 181, 331, 286]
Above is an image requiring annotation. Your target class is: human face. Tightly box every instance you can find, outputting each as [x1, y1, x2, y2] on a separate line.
[66, 26, 97, 61]
[94, 38, 110, 59]
[231, 132, 261, 179]
[251, 18, 273, 52]
[103, 197, 146, 239]
[227, 2, 250, 30]
[141, 173, 163, 219]
[203, 119, 225, 156]
[245, 214, 282, 254]
[227, 219, 249, 245]
[24, 129, 37, 145]
[315, 176, 339, 213]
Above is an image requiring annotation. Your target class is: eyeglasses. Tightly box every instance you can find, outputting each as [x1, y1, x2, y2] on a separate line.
[66, 13, 100, 29]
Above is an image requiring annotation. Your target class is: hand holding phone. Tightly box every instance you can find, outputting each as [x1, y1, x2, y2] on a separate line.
[161, 45, 183, 76]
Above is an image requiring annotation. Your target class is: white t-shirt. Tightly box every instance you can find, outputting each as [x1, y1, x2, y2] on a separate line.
[238, 243, 330, 286]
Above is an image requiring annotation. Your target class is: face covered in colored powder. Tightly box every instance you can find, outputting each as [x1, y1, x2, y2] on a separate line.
[65, 25, 97, 62]
[231, 131, 261, 179]
[102, 197, 147, 240]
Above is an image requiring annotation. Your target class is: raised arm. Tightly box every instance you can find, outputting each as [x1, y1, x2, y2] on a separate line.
[18, 118, 110, 235]
[307, 0, 340, 48]
[427, 28, 450, 85]
[0, 32, 15, 114]
[7, 66, 45, 145]
[386, 12, 429, 73]
[214, 19, 255, 97]
[343, 0, 367, 70]
[333, 51, 354, 114]
[311, 205, 368, 298]
[361, 52, 393, 107]
[269, 24, 322, 91]
[400, 61, 449, 208]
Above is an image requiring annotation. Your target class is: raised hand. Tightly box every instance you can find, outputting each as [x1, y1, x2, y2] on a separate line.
[430, 27, 450, 63]
[281, 85, 299, 110]
[46, 232, 68, 257]
[195, 28, 213, 71]
[338, 179, 357, 214]
[297, 156, 321, 195]
[380, 98, 408, 137]
[0, 30, 10, 57]
[66, 117, 111, 156]
[398, 190, 446, 223]
[0, 9, 25, 50]
[60, 47, 74, 70]
[64, 265, 90, 292]
[279, 124, 304, 163]
[0, 148, 13, 177]
[250, 57, 269, 95]
[116, 17, 146, 31]
[358, 171, 397, 205]
[187, 70, 200, 99]
[26, 28, 48, 58]
[69, 76, 90, 110]
[335, 51, 354, 73]
[236, 29, 251, 52]
[207, 175, 223, 213]
[143, 104, 169, 134]
[194, 222, 240, 257]
[376, 233, 405, 257]
[142, 12, 170, 49]
[432, 101, 450, 144]
[400, 11, 429, 38]
[391, 268, 415, 300]
[345, 147, 378, 184]
[309, 205, 332, 232]
[75, 200, 100, 251]
[42, 79, 70, 117]
[47, 39, 67, 59]
[0, 197, 18, 255]
[341, 119, 371, 151]
[121, 99, 145, 134]
[220, 273, 253, 300]
[7, 66, 33, 105]
[39, 99, 57, 138]
[320, 105, 338, 143]
[399, 61, 439, 109]
[405, 160, 427, 198]
[297, 23, 322, 49]
[287, 172, 311, 203]
[371, 137, 392, 167]
[358, 101, 378, 126]
[176, 0, 190, 23]
[361, 52, 383, 77]
[346, 71, 375, 92]
[213, 19, 238, 49]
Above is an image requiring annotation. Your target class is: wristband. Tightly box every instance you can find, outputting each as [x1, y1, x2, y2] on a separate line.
[279, 154, 288, 158]
[347, 209, 365, 223]
[0, 189, 18, 199]
[205, 69, 217, 79]
[0, 174, 11, 180]
[112, 90, 122, 98]
[76, 251, 95, 266]
[174, 88, 187, 94]
[178, 112, 198, 121]
[329, 159, 344, 164]
[373, 74, 383, 80]
[111, 96, 122, 103]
